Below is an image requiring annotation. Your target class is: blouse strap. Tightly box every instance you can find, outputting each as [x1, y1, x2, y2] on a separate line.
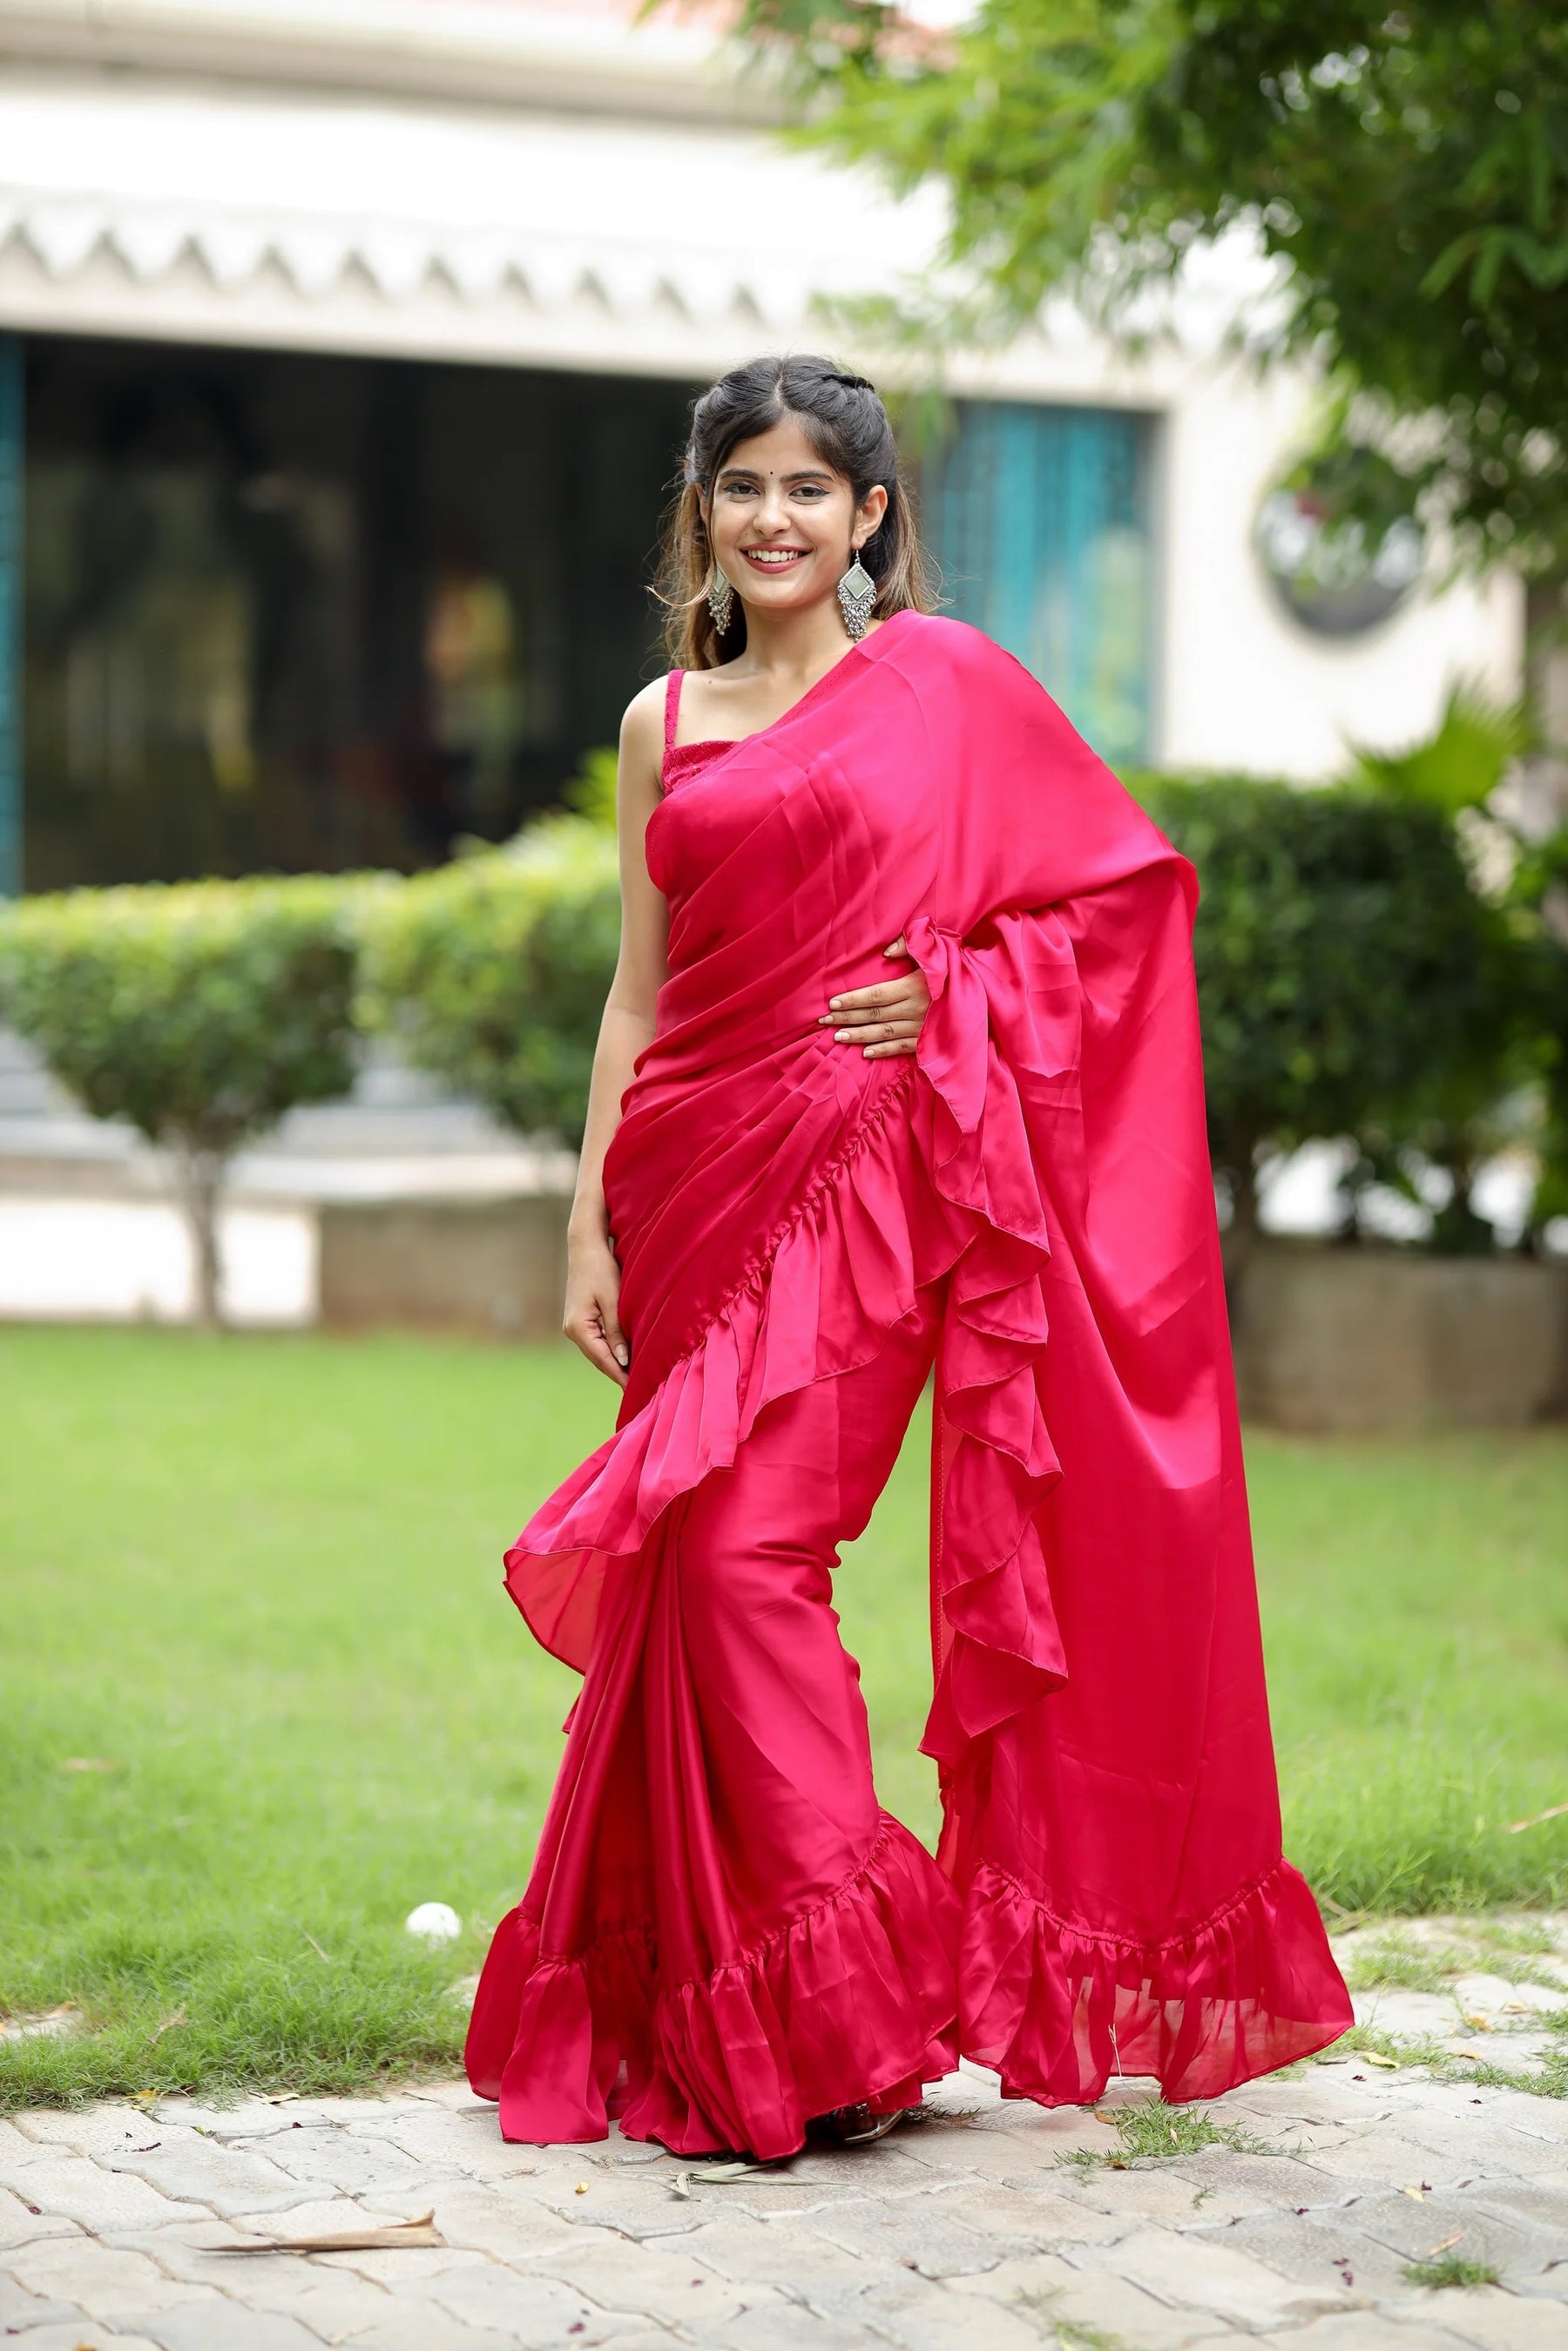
[664, 668, 684, 757]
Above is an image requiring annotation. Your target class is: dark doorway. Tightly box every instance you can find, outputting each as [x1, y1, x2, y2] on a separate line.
[22, 336, 694, 888]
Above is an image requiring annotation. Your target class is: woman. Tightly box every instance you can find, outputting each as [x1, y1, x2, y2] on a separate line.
[466, 355, 1351, 2158]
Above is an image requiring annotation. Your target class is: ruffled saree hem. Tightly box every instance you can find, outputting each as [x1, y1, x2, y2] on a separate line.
[962, 1852, 1352, 2107]
[466, 1814, 961, 2158]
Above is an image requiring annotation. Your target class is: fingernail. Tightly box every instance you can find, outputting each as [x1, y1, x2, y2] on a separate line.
[817, 1014, 834, 1024]
[835, 1029, 851, 1041]
[827, 997, 842, 1010]
[614, 1345, 629, 1367]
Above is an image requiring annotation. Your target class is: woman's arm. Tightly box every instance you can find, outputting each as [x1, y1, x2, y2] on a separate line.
[562, 684, 670, 1388]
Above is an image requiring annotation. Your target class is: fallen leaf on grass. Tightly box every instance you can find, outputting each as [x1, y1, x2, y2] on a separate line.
[216, 2211, 443, 2255]
[60, 1757, 118, 1773]
[0, 2003, 81, 2043]
[1362, 2051, 1400, 2069]
[1402, 2184, 1432, 2201]
[152, 2007, 187, 2041]
[1505, 1800, 1568, 1834]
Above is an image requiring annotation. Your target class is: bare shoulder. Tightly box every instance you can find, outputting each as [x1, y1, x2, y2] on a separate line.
[622, 675, 667, 751]
[618, 676, 668, 798]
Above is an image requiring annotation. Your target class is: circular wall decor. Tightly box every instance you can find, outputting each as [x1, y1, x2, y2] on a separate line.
[1255, 447, 1424, 638]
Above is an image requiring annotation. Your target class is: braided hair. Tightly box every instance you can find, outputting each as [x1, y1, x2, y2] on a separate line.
[656, 354, 936, 670]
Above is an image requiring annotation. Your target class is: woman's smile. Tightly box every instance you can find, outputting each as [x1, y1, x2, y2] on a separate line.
[741, 546, 809, 568]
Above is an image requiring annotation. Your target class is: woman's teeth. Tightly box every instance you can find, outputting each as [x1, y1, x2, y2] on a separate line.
[743, 549, 806, 566]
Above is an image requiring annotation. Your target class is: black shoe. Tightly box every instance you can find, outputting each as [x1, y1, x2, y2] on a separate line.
[806, 2103, 916, 2146]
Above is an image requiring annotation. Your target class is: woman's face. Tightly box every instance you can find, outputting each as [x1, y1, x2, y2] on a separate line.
[705, 415, 888, 620]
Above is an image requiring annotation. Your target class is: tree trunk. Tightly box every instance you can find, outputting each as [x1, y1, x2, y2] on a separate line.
[1522, 571, 1568, 830]
[1219, 1151, 1260, 1301]
[172, 1146, 226, 1329]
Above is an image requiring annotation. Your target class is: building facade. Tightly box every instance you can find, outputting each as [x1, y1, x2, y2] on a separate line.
[0, 0, 1524, 892]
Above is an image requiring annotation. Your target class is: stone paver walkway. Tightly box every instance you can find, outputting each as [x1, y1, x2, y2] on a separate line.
[3, 1921, 1566, 2350]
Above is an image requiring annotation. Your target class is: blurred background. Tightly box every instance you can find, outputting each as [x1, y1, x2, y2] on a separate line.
[1, 2, 1565, 2110]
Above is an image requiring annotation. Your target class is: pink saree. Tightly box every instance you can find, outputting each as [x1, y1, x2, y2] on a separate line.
[466, 610, 1352, 2153]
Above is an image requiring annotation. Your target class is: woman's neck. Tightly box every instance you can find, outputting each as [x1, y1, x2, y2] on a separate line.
[729, 595, 869, 682]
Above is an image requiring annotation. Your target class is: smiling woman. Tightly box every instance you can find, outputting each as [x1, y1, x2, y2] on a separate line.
[463, 353, 1352, 2162]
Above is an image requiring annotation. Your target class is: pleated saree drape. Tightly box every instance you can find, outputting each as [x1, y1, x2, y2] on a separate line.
[466, 611, 1351, 2154]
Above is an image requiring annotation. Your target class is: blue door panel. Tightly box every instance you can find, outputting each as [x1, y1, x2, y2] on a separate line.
[927, 401, 1152, 769]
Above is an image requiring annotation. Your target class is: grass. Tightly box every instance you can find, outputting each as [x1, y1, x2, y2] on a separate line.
[1402, 2255, 1502, 2289]
[3, 1326, 1566, 2111]
[1056, 2098, 1269, 2171]
[1343, 1924, 1568, 1996]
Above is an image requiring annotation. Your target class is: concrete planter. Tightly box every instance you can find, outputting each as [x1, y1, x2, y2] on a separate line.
[318, 1193, 571, 1341]
[1232, 1240, 1568, 1431]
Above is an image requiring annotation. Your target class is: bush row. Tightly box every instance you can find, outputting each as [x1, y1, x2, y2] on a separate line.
[0, 767, 1562, 1320]
[1139, 775, 1565, 1266]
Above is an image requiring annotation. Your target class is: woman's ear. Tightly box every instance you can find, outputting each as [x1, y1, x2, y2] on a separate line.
[853, 482, 890, 550]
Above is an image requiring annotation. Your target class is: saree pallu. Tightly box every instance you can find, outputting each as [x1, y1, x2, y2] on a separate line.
[467, 609, 1352, 2151]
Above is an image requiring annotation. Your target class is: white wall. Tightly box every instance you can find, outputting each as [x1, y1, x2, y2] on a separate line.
[1155, 360, 1522, 780]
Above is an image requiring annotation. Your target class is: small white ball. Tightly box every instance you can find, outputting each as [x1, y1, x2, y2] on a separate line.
[404, 1902, 462, 1942]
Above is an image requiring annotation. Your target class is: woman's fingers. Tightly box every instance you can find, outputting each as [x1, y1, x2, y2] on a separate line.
[566, 1318, 629, 1387]
[823, 979, 927, 1024]
[603, 1304, 631, 1375]
[821, 946, 931, 1058]
[563, 1284, 630, 1388]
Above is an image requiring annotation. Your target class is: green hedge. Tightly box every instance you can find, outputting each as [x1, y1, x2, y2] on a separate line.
[0, 876, 365, 1321]
[0, 774, 1558, 1290]
[357, 814, 620, 1150]
[1134, 774, 1544, 1254]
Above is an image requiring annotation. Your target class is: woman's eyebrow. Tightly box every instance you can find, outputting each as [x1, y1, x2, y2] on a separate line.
[714, 465, 836, 486]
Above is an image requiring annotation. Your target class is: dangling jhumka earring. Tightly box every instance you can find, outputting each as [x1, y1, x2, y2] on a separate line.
[837, 551, 876, 641]
[706, 565, 734, 634]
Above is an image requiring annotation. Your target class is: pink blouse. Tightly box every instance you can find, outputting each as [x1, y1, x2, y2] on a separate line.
[660, 669, 734, 794]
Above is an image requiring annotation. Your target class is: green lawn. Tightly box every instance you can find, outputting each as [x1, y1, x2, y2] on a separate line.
[3, 1326, 1565, 2111]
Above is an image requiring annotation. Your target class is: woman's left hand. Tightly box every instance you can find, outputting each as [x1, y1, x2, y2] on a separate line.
[821, 936, 931, 1058]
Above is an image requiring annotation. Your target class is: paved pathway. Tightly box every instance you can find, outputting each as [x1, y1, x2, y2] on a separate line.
[3, 1923, 1565, 2351]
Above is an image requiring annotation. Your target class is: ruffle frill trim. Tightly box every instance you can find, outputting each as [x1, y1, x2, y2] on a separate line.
[962, 1851, 1353, 2106]
[506, 909, 1076, 1768]
[466, 1814, 961, 2159]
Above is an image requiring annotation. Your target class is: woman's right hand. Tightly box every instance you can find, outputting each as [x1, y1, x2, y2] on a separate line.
[564, 1229, 630, 1388]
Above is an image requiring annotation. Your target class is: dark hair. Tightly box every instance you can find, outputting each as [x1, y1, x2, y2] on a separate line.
[655, 353, 936, 670]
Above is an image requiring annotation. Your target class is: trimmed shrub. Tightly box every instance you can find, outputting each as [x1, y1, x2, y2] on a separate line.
[0, 876, 363, 1324]
[358, 814, 620, 1149]
[1133, 776, 1524, 1267]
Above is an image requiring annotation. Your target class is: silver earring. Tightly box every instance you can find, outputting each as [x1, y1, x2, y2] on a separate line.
[706, 565, 733, 634]
[837, 553, 876, 640]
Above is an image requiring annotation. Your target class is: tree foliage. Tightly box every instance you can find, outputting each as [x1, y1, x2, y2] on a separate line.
[0, 877, 362, 1322]
[723, 2, 1568, 577]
